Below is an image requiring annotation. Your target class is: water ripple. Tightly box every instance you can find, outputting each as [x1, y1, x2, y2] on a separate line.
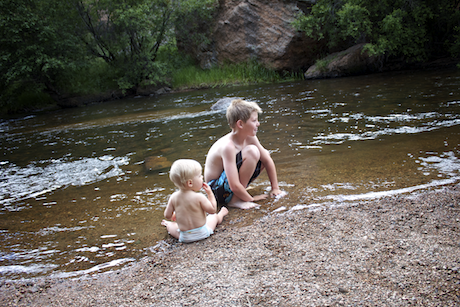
[0, 155, 129, 208]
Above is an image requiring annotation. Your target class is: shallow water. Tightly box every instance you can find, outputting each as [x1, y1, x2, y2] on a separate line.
[1, 68, 460, 280]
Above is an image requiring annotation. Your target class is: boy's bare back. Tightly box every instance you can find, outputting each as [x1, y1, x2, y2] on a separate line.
[205, 133, 232, 181]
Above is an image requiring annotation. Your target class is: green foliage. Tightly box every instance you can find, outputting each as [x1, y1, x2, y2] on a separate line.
[1, 0, 221, 112]
[73, 0, 174, 92]
[0, 0, 83, 108]
[314, 57, 334, 72]
[451, 26, 460, 60]
[174, 0, 218, 50]
[294, 0, 460, 62]
[73, 0, 219, 92]
[56, 58, 119, 95]
[292, 0, 338, 42]
[336, 3, 371, 41]
[2, 91, 55, 114]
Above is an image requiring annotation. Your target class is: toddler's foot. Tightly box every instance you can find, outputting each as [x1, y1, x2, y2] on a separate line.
[219, 206, 229, 216]
[161, 220, 170, 226]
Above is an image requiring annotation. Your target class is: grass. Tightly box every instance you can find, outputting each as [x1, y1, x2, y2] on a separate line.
[172, 60, 303, 89]
[314, 57, 334, 72]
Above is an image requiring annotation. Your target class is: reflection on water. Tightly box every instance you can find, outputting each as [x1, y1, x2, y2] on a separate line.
[1, 68, 460, 280]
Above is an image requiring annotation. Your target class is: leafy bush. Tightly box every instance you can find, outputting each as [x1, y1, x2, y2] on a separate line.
[293, 0, 460, 62]
[0, 0, 221, 111]
[0, 0, 84, 109]
[56, 58, 119, 96]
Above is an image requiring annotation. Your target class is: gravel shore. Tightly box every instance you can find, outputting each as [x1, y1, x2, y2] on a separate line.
[2, 185, 460, 306]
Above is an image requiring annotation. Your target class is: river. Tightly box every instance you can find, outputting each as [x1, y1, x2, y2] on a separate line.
[1, 68, 460, 280]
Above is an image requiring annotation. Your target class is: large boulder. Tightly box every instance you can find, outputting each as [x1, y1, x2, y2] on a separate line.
[304, 43, 383, 79]
[177, 0, 320, 71]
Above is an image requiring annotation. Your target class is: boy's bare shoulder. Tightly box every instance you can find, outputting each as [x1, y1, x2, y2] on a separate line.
[208, 133, 233, 156]
[205, 134, 235, 181]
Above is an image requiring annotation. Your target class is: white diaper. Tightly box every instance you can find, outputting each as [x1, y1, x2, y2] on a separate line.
[178, 224, 213, 243]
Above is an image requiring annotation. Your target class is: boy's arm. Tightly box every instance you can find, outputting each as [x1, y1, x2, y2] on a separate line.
[257, 142, 282, 197]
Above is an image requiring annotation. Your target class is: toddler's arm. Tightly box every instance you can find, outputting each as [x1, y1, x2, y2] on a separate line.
[164, 195, 175, 220]
[201, 182, 217, 214]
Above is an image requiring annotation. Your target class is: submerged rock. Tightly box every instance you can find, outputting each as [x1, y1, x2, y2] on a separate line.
[144, 156, 171, 171]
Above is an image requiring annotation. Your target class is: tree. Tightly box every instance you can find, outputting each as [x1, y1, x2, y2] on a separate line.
[73, 0, 218, 93]
[0, 0, 83, 106]
[1, 0, 219, 110]
[73, 0, 169, 92]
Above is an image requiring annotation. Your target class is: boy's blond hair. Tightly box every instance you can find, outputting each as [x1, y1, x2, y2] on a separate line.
[169, 159, 202, 188]
[226, 99, 262, 129]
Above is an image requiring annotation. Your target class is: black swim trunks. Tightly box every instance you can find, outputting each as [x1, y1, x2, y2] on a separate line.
[208, 151, 262, 205]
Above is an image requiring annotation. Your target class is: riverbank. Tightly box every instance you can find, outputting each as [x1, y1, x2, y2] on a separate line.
[2, 58, 457, 117]
[2, 185, 459, 306]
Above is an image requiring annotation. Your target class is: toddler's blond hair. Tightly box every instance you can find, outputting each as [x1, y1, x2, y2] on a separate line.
[169, 159, 202, 188]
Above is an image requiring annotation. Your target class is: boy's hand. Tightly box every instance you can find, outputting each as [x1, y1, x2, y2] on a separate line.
[253, 194, 269, 201]
[171, 212, 176, 222]
[270, 188, 283, 198]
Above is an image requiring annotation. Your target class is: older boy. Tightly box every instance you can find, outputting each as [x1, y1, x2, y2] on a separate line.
[204, 99, 282, 209]
[161, 159, 228, 243]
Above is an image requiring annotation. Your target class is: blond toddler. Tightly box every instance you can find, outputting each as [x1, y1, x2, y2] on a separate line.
[161, 159, 228, 243]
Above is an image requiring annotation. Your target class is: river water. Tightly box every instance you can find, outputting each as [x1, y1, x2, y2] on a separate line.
[1, 68, 460, 280]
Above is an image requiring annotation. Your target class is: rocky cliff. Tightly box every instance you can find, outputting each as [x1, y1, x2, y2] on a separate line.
[177, 0, 320, 72]
[176, 0, 384, 78]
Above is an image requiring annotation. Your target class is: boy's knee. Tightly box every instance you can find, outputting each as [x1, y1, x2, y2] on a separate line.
[243, 145, 260, 161]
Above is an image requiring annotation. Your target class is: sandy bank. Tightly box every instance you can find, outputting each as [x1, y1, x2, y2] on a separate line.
[2, 185, 460, 306]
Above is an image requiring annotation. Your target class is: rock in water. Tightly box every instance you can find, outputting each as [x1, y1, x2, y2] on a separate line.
[210, 97, 241, 111]
[304, 43, 382, 79]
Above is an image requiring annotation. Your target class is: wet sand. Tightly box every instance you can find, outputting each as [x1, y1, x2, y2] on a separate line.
[1, 185, 460, 306]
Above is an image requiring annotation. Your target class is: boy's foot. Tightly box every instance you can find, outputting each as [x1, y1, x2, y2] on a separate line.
[228, 201, 259, 209]
[161, 220, 170, 226]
